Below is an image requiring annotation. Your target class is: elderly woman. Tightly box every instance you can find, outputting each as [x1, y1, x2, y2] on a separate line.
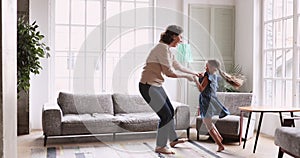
[139, 25, 199, 154]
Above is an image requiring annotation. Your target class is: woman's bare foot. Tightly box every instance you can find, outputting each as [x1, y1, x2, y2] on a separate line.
[170, 138, 188, 148]
[155, 147, 175, 154]
[217, 145, 225, 152]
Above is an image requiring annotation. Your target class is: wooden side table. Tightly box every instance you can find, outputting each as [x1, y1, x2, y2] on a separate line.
[239, 106, 300, 153]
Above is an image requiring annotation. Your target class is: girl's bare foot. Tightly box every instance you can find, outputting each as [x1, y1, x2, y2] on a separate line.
[217, 145, 225, 152]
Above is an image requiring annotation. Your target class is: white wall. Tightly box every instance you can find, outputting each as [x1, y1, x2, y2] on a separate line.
[29, 0, 186, 129]
[235, 0, 254, 93]
[30, 0, 260, 130]
[30, 0, 50, 129]
[2, 0, 18, 157]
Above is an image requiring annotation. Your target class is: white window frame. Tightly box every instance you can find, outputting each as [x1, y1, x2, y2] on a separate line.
[262, 0, 300, 107]
[50, 0, 155, 99]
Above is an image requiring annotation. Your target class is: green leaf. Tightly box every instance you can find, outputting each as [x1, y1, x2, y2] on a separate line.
[17, 17, 51, 96]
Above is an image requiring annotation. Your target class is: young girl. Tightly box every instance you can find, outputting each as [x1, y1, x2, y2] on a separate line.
[193, 59, 244, 152]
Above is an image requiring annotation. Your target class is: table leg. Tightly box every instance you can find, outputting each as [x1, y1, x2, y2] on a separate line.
[253, 112, 264, 153]
[239, 111, 244, 145]
[279, 112, 283, 126]
[243, 111, 252, 149]
[290, 112, 295, 127]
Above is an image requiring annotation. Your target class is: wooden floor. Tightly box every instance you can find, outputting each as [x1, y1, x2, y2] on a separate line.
[18, 128, 293, 158]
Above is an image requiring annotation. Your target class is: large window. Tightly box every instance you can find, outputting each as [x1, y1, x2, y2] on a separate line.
[52, 0, 154, 96]
[262, 0, 300, 107]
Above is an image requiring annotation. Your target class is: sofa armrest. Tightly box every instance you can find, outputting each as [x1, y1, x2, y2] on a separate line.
[172, 101, 190, 130]
[42, 103, 62, 136]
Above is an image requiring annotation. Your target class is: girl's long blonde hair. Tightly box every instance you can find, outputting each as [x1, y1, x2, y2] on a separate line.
[207, 59, 245, 89]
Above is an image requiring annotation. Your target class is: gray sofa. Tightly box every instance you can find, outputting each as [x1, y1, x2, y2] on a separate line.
[274, 118, 300, 158]
[42, 92, 190, 146]
[196, 92, 255, 143]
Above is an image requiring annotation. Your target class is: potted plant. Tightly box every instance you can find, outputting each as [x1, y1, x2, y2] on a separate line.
[217, 64, 246, 92]
[17, 16, 50, 135]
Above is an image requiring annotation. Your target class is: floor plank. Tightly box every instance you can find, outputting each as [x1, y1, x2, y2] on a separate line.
[19, 129, 293, 158]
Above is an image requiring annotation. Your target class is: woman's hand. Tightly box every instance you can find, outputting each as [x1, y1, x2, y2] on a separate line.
[185, 75, 194, 81]
[193, 76, 198, 83]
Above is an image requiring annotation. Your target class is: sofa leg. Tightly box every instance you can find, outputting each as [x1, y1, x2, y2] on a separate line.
[186, 128, 190, 139]
[44, 135, 48, 146]
[113, 133, 116, 141]
[278, 147, 284, 158]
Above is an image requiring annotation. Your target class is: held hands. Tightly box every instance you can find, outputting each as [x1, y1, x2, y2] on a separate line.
[193, 76, 201, 86]
[197, 72, 204, 78]
[193, 76, 198, 83]
[185, 72, 204, 82]
[185, 75, 194, 82]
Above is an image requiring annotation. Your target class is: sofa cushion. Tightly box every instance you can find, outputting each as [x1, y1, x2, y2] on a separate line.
[275, 127, 300, 157]
[57, 92, 114, 115]
[61, 113, 120, 134]
[217, 92, 252, 116]
[115, 112, 159, 132]
[112, 93, 153, 114]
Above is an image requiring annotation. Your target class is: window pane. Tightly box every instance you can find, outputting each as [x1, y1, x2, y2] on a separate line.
[264, 22, 273, 49]
[265, 51, 273, 77]
[121, 2, 135, 27]
[121, 30, 134, 53]
[274, 0, 283, 19]
[264, 0, 273, 21]
[128, 65, 143, 94]
[55, 0, 69, 24]
[105, 52, 119, 93]
[55, 56, 70, 77]
[298, 17, 300, 46]
[106, 27, 120, 52]
[86, 26, 102, 51]
[55, 26, 69, 51]
[136, 7, 153, 26]
[84, 54, 100, 78]
[71, 0, 85, 25]
[55, 79, 71, 96]
[107, 1, 120, 26]
[284, 18, 293, 47]
[136, 2, 150, 8]
[275, 50, 283, 77]
[86, 78, 102, 93]
[275, 80, 283, 106]
[298, 0, 300, 14]
[285, 49, 293, 78]
[285, 80, 293, 107]
[72, 53, 85, 78]
[94, 56, 103, 78]
[73, 78, 87, 93]
[136, 29, 151, 46]
[299, 48, 300, 78]
[284, 0, 293, 16]
[71, 26, 85, 51]
[297, 82, 300, 107]
[264, 80, 273, 105]
[275, 21, 283, 48]
[87, 1, 101, 25]
[137, 0, 151, 2]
